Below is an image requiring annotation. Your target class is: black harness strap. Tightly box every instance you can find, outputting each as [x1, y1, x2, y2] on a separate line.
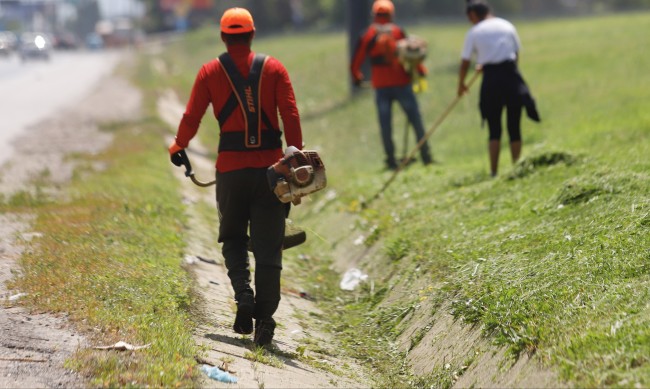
[217, 93, 239, 127]
[367, 25, 381, 51]
[218, 53, 280, 150]
[218, 93, 275, 132]
[218, 131, 282, 152]
[367, 23, 397, 66]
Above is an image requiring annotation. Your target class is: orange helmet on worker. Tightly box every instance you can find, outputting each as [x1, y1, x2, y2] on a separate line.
[372, 0, 395, 17]
[220, 7, 255, 34]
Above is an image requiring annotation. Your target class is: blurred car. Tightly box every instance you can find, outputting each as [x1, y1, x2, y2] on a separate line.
[0, 38, 10, 57]
[85, 33, 104, 50]
[19, 32, 51, 61]
[0, 31, 17, 57]
[53, 32, 79, 50]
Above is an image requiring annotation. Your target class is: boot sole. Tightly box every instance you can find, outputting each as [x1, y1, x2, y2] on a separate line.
[254, 322, 275, 347]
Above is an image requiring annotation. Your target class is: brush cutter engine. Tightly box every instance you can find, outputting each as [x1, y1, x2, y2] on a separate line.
[397, 36, 427, 68]
[267, 147, 327, 205]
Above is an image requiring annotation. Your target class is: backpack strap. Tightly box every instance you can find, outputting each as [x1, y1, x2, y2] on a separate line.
[367, 23, 398, 66]
[218, 53, 281, 151]
[366, 24, 382, 51]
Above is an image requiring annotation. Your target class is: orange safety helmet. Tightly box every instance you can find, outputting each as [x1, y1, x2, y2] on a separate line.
[220, 7, 255, 34]
[372, 0, 395, 16]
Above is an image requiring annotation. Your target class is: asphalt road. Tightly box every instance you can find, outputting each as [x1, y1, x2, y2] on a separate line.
[0, 50, 121, 166]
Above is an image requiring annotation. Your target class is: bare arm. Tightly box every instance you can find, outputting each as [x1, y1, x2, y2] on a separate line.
[457, 59, 471, 97]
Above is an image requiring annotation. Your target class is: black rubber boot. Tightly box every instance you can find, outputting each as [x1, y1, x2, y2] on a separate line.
[421, 147, 433, 165]
[386, 157, 398, 170]
[233, 292, 255, 335]
[254, 317, 276, 347]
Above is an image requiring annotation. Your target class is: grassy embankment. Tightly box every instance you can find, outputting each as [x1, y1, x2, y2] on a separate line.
[3, 11, 648, 388]
[152, 13, 648, 387]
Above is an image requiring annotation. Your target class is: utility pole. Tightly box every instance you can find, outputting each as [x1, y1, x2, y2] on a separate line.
[347, 0, 371, 95]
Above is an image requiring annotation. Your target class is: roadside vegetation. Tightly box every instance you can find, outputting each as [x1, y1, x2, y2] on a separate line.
[2, 83, 199, 385]
[3, 11, 648, 388]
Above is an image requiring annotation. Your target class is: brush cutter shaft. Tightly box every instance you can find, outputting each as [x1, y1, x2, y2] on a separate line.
[190, 174, 216, 187]
[368, 71, 481, 205]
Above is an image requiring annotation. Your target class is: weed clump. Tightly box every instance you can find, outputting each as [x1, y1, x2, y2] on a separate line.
[450, 172, 491, 188]
[508, 151, 577, 180]
[385, 236, 412, 261]
[640, 214, 650, 229]
[553, 175, 618, 206]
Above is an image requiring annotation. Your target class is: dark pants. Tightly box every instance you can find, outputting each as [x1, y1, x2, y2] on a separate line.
[375, 85, 432, 165]
[480, 61, 525, 142]
[216, 168, 285, 320]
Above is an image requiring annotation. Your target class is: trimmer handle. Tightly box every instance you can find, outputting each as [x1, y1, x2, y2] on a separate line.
[176, 149, 193, 178]
[174, 149, 217, 187]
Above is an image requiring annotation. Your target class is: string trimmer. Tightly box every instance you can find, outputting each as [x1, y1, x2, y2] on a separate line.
[171, 149, 325, 251]
[363, 70, 481, 208]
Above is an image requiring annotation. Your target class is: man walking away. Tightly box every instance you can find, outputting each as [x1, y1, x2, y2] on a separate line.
[351, 0, 433, 170]
[168, 7, 303, 347]
[458, 0, 540, 177]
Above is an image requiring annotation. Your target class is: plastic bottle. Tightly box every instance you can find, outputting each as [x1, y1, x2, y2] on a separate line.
[201, 365, 238, 384]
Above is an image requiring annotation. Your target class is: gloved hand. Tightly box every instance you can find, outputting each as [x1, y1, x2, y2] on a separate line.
[352, 72, 364, 87]
[411, 69, 428, 94]
[413, 78, 428, 94]
[168, 140, 185, 167]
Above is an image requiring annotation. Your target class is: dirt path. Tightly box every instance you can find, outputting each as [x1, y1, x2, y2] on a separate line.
[158, 91, 370, 388]
[0, 213, 86, 389]
[0, 58, 142, 388]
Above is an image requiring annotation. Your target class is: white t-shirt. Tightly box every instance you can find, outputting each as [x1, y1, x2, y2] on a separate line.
[461, 17, 521, 65]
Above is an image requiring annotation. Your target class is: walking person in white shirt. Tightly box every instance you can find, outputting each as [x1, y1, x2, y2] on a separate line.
[458, 0, 540, 177]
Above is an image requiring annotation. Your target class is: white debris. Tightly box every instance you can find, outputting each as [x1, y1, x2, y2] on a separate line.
[94, 341, 151, 351]
[184, 255, 199, 265]
[9, 293, 28, 302]
[340, 268, 368, 291]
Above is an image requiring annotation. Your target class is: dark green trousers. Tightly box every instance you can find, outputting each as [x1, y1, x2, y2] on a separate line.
[216, 168, 285, 320]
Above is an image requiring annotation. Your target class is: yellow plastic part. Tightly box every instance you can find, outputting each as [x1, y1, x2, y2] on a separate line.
[413, 78, 428, 94]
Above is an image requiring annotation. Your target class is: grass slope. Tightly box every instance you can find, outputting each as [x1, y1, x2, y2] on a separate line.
[152, 12, 649, 387]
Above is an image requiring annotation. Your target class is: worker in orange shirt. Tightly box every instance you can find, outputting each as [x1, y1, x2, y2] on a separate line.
[168, 7, 303, 348]
[351, 0, 432, 170]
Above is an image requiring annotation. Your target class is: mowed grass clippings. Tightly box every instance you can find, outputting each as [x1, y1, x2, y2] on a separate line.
[8, 117, 199, 387]
[336, 14, 650, 388]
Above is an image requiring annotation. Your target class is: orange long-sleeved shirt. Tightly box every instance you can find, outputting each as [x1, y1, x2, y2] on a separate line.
[175, 44, 302, 173]
[350, 19, 426, 89]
